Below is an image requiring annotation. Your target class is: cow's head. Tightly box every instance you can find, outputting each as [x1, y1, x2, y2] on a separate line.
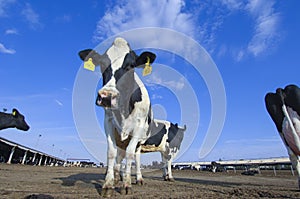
[78, 37, 156, 109]
[12, 109, 30, 131]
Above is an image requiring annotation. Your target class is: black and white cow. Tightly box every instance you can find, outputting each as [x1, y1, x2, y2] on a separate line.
[210, 161, 224, 173]
[265, 84, 300, 189]
[78, 37, 156, 197]
[135, 119, 186, 183]
[0, 108, 30, 131]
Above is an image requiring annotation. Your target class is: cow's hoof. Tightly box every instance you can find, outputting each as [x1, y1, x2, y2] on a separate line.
[168, 178, 175, 182]
[120, 187, 132, 195]
[101, 187, 114, 198]
[136, 180, 144, 186]
[164, 177, 175, 182]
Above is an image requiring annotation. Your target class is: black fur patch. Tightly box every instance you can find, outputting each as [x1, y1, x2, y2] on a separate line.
[102, 66, 113, 86]
[129, 88, 142, 114]
[144, 123, 166, 147]
[265, 93, 284, 133]
[168, 123, 185, 149]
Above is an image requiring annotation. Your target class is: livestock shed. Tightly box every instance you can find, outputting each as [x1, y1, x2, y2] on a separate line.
[173, 157, 293, 175]
[0, 136, 64, 166]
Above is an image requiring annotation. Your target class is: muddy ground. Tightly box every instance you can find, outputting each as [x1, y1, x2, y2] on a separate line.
[0, 164, 299, 199]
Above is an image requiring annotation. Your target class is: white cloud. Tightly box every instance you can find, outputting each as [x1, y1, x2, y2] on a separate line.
[94, 0, 281, 61]
[94, 0, 196, 41]
[0, 43, 15, 54]
[5, 28, 18, 35]
[220, 0, 243, 10]
[246, 0, 281, 57]
[214, 0, 281, 61]
[21, 3, 42, 29]
[146, 73, 185, 91]
[151, 94, 163, 100]
[0, 0, 15, 17]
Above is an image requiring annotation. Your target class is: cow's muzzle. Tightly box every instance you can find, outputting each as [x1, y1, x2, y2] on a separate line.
[96, 90, 119, 109]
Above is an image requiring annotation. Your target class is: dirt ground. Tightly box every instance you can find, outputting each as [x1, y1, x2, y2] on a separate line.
[0, 164, 300, 199]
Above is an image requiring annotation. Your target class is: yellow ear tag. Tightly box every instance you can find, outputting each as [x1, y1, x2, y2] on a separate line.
[142, 56, 152, 76]
[12, 111, 16, 116]
[83, 58, 95, 71]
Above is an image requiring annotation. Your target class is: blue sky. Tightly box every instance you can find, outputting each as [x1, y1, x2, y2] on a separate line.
[0, 0, 300, 165]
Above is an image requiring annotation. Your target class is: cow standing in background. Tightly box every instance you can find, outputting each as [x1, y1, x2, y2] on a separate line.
[0, 108, 30, 131]
[135, 119, 186, 183]
[78, 37, 156, 197]
[265, 84, 300, 189]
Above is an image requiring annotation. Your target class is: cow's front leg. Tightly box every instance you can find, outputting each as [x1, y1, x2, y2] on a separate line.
[101, 134, 117, 198]
[135, 146, 144, 185]
[120, 137, 139, 195]
[114, 148, 125, 185]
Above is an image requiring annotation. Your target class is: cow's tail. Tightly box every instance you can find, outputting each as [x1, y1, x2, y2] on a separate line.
[181, 124, 187, 132]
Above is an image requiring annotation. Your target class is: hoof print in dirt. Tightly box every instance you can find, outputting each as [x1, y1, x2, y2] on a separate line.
[101, 187, 114, 198]
[120, 187, 132, 195]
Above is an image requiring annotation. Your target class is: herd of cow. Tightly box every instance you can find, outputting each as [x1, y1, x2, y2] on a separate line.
[1, 37, 300, 197]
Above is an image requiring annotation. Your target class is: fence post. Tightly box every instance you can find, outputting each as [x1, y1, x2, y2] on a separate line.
[290, 165, 295, 176]
[7, 146, 16, 164]
[273, 166, 277, 176]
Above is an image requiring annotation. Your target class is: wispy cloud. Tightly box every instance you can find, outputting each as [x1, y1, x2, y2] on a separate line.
[146, 73, 185, 91]
[93, 0, 196, 41]
[203, 135, 287, 160]
[94, 0, 281, 61]
[55, 14, 72, 23]
[0, 0, 15, 17]
[245, 0, 281, 57]
[21, 3, 42, 29]
[0, 42, 15, 54]
[220, 0, 243, 10]
[220, 0, 281, 60]
[225, 136, 282, 144]
[5, 28, 18, 35]
[151, 94, 163, 100]
[54, 99, 63, 107]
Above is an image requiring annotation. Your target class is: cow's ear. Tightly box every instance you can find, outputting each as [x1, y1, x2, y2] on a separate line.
[136, 51, 156, 68]
[12, 108, 19, 117]
[78, 49, 102, 66]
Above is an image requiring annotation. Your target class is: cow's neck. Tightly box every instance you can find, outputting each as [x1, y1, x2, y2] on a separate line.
[0, 112, 15, 130]
[116, 72, 142, 118]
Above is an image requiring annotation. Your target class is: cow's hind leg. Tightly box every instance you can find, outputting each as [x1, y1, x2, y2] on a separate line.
[135, 146, 144, 185]
[166, 157, 175, 182]
[161, 153, 175, 182]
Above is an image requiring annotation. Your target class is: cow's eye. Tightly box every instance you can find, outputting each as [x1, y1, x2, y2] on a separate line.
[125, 64, 133, 71]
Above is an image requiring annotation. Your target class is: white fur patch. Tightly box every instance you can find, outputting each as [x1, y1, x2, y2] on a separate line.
[282, 106, 300, 155]
[103, 37, 130, 90]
